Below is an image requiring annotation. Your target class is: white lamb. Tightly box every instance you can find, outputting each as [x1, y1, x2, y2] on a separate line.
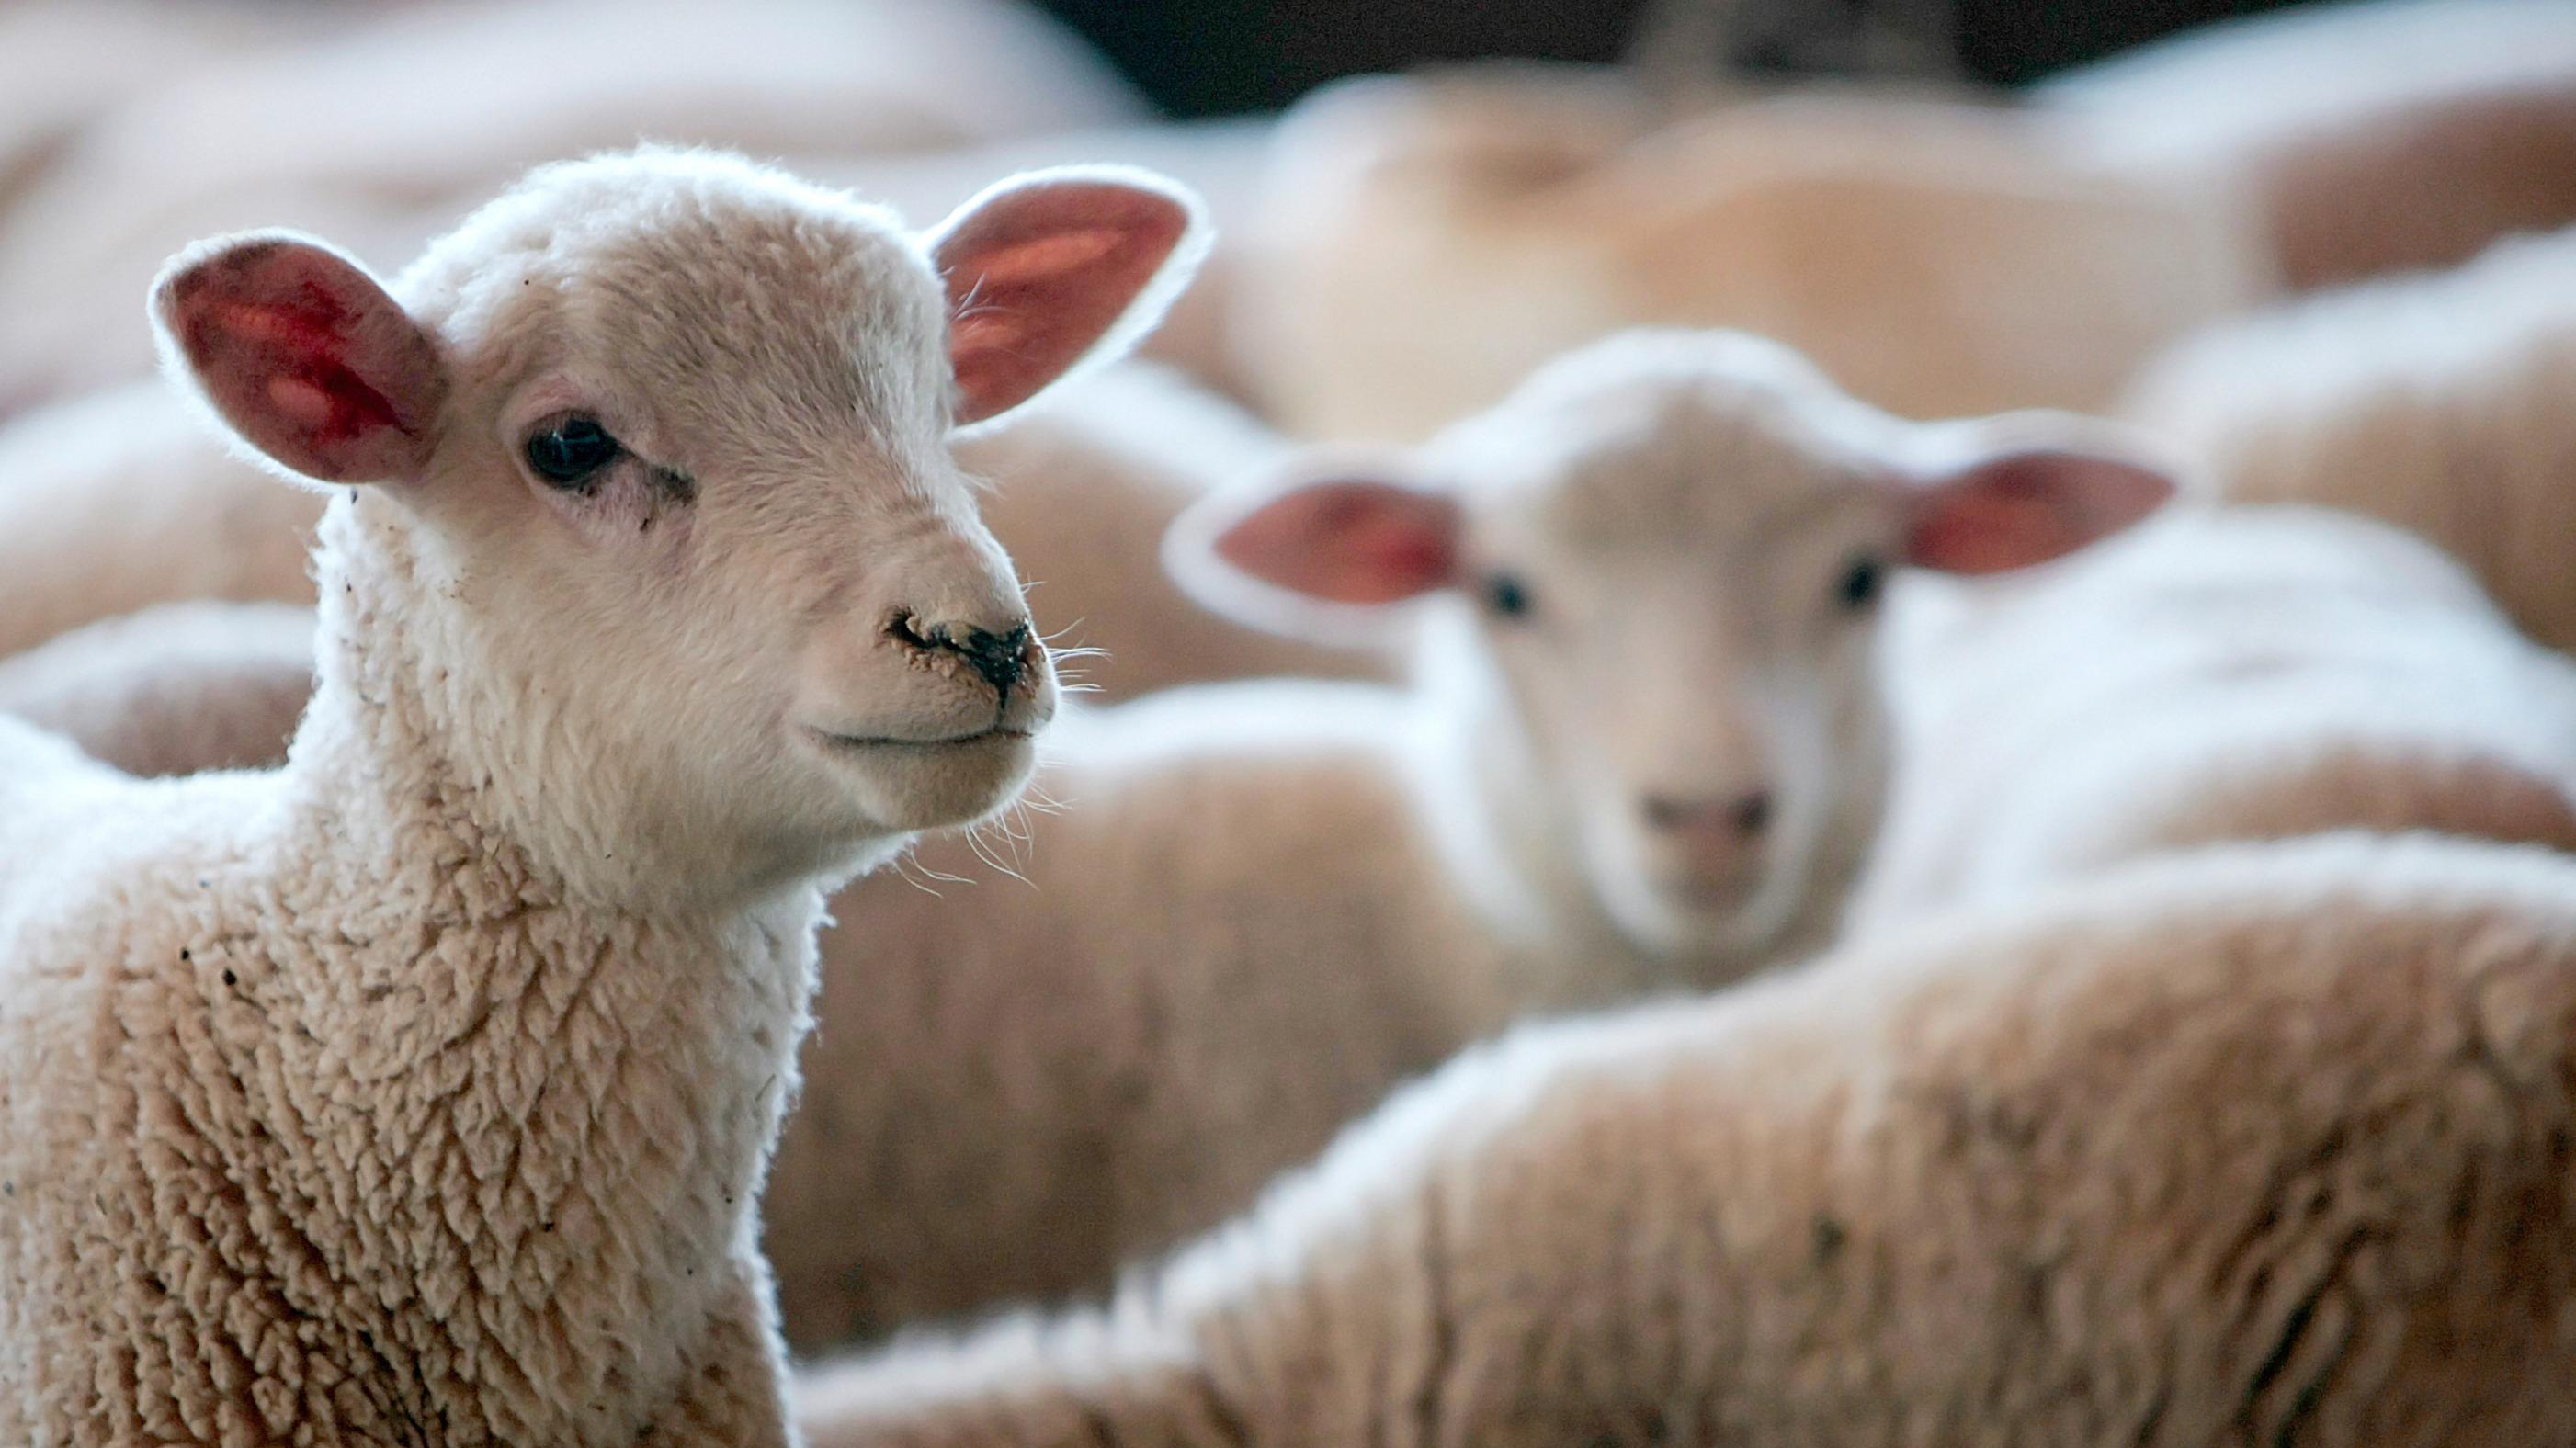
[754, 327, 2176, 1346]
[2122, 222, 2576, 655]
[1851, 503, 2576, 929]
[0, 327, 2175, 1352]
[0, 145, 1206, 1445]
[794, 831, 2576, 1446]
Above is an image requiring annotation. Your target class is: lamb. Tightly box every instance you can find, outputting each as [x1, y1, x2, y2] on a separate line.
[794, 830, 2576, 1446]
[1849, 504, 2576, 929]
[0, 145, 1207, 1445]
[0, 363, 1383, 695]
[2121, 222, 2576, 654]
[752, 326, 2176, 1347]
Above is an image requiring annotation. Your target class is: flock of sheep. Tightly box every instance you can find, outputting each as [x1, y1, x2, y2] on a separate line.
[6, 0, 2576, 1443]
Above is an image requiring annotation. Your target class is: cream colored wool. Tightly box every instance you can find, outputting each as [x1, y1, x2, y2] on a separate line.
[0, 600, 315, 776]
[1233, 68, 2262, 444]
[0, 364, 1379, 694]
[0, 381, 323, 659]
[1854, 504, 2576, 928]
[795, 831, 2576, 1445]
[0, 144, 1206, 1446]
[2122, 224, 2576, 655]
[2040, 0, 2576, 291]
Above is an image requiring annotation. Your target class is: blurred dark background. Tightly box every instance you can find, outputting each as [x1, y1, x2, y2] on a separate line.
[1029, 0, 2314, 117]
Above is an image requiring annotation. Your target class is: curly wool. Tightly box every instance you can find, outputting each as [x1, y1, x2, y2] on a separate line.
[795, 831, 2576, 1446]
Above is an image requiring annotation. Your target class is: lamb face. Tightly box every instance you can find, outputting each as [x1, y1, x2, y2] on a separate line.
[153, 148, 1205, 897]
[1172, 328, 2175, 960]
[0, 148, 1207, 1445]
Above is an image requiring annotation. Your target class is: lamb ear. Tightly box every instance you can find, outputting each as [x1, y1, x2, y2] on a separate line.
[1163, 451, 1460, 639]
[929, 166, 1209, 429]
[1897, 413, 2182, 575]
[150, 232, 448, 486]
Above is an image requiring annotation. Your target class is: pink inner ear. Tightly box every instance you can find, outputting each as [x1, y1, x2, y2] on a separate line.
[158, 237, 445, 483]
[1213, 479, 1461, 605]
[1904, 451, 2175, 575]
[936, 180, 1192, 425]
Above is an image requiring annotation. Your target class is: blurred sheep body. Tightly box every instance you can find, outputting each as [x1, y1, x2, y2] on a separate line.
[1854, 505, 2576, 928]
[0, 363, 1379, 694]
[2123, 225, 2576, 654]
[2040, 0, 2576, 290]
[1238, 72, 2260, 442]
[0, 147, 1205, 1445]
[0, 600, 315, 776]
[796, 831, 2576, 1447]
[1241, 0, 2576, 447]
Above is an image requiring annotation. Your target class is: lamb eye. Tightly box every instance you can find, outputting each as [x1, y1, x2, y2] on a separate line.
[1484, 573, 1534, 620]
[525, 416, 621, 489]
[1835, 554, 1886, 613]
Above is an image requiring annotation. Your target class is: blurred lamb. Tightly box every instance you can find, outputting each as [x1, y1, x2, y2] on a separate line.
[755, 326, 2174, 1346]
[0, 600, 314, 776]
[2123, 223, 2576, 654]
[0, 145, 1206, 1444]
[1852, 504, 2576, 928]
[0, 363, 1380, 695]
[795, 831, 2576, 1446]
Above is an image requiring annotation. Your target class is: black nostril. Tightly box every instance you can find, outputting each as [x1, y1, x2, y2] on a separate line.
[889, 612, 1036, 696]
[959, 623, 1034, 695]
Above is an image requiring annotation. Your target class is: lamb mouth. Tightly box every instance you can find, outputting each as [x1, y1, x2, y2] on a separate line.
[808, 725, 1034, 752]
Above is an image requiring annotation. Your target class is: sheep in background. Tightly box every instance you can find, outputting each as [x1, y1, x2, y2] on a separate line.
[0, 600, 313, 776]
[1237, 0, 2576, 447]
[0, 381, 322, 659]
[0, 362, 1382, 693]
[2123, 224, 2576, 655]
[796, 831, 2576, 1446]
[1236, 69, 2258, 443]
[1853, 504, 2576, 929]
[755, 326, 2173, 1347]
[2039, 0, 2576, 291]
[0, 146, 1206, 1445]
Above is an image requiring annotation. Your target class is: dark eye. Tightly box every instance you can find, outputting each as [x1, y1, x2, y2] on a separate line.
[525, 416, 622, 489]
[1483, 573, 1534, 621]
[1835, 554, 1886, 613]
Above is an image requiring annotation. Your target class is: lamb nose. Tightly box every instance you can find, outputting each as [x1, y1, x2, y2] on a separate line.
[888, 613, 1038, 694]
[959, 623, 1034, 694]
